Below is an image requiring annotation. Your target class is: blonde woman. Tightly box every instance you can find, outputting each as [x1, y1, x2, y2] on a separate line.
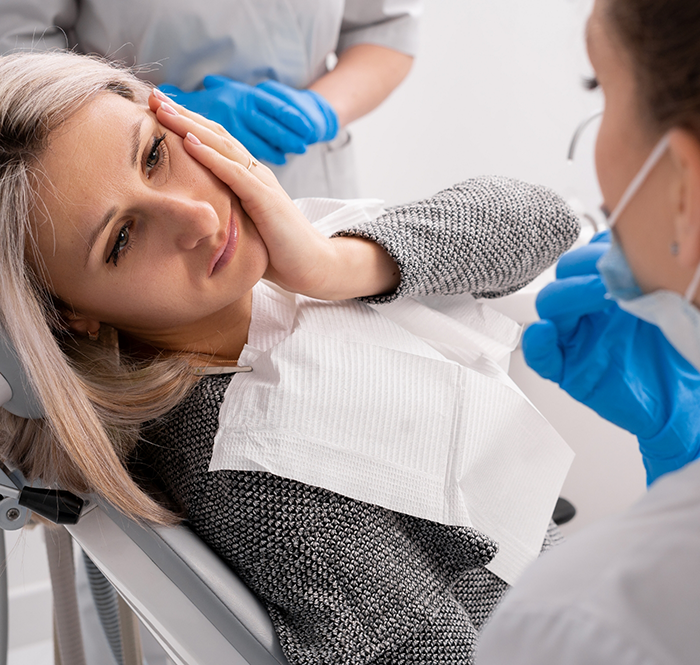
[0, 50, 578, 663]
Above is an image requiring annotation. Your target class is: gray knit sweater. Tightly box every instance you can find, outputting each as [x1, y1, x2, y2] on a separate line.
[138, 177, 579, 665]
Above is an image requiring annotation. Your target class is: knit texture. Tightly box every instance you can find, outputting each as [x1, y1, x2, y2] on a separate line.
[140, 377, 561, 665]
[334, 176, 580, 303]
[138, 178, 577, 664]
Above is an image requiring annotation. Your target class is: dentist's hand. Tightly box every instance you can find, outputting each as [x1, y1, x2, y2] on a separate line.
[256, 80, 338, 144]
[149, 90, 398, 300]
[523, 234, 700, 485]
[159, 76, 316, 165]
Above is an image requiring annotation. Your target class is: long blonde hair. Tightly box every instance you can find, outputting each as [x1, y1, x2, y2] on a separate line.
[0, 51, 198, 525]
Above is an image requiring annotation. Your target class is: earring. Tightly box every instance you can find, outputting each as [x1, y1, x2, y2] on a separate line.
[87, 329, 100, 342]
[670, 241, 679, 256]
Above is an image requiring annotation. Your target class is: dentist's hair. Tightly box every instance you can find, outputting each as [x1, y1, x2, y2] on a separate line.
[0, 50, 196, 524]
[606, 0, 700, 136]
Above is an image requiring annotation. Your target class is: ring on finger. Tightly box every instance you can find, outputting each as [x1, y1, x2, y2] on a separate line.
[247, 155, 259, 171]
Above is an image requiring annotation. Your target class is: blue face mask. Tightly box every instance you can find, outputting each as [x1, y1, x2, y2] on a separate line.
[596, 134, 700, 371]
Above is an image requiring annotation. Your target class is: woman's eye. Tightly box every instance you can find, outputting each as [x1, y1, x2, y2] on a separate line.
[146, 133, 167, 176]
[582, 76, 599, 91]
[106, 224, 131, 267]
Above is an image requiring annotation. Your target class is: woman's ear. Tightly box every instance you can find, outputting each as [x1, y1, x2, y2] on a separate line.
[61, 308, 101, 339]
[668, 128, 700, 269]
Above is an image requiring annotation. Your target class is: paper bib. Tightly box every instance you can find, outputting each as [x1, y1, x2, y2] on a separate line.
[209, 198, 573, 584]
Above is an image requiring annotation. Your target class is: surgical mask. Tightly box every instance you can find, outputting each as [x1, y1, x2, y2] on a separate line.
[597, 133, 700, 370]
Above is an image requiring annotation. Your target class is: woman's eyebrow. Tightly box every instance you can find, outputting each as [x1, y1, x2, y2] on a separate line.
[84, 205, 117, 267]
[130, 116, 148, 167]
[84, 116, 147, 266]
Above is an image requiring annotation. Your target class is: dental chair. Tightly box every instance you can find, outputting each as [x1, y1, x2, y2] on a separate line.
[0, 470, 290, 665]
[68, 501, 289, 665]
[0, 333, 290, 665]
[0, 326, 575, 665]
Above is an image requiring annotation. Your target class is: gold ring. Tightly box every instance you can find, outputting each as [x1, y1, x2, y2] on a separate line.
[247, 155, 258, 170]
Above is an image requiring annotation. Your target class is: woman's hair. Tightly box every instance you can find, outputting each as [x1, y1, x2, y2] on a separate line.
[0, 50, 197, 525]
[605, 0, 700, 137]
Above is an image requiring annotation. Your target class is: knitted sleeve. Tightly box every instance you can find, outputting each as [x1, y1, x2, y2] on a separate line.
[333, 176, 580, 303]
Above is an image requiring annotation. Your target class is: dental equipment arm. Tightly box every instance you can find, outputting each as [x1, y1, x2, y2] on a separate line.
[523, 236, 700, 485]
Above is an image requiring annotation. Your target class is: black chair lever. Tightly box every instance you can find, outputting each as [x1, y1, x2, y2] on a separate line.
[18, 487, 83, 525]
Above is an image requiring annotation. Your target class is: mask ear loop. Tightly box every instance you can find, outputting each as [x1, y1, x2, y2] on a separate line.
[607, 134, 672, 228]
[684, 262, 700, 302]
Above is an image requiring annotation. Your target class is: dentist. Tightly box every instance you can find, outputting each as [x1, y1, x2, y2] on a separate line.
[477, 0, 700, 663]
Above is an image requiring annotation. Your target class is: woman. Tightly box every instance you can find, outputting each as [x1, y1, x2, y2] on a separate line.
[476, 0, 700, 663]
[0, 50, 578, 663]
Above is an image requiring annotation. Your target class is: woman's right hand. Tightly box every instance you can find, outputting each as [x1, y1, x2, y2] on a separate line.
[148, 90, 398, 300]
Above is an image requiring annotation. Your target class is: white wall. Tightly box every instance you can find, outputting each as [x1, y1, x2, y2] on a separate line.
[353, 0, 603, 216]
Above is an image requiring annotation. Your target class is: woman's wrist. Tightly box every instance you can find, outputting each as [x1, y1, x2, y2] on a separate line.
[320, 237, 400, 300]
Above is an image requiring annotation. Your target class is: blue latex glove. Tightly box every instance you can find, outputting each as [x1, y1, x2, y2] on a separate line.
[523, 233, 700, 485]
[256, 80, 339, 144]
[160, 76, 317, 165]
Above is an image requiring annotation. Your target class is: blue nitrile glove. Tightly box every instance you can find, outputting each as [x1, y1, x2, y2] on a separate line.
[256, 80, 339, 144]
[159, 76, 316, 165]
[523, 233, 700, 485]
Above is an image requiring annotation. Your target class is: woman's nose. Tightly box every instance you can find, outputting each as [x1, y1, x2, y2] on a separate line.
[162, 196, 220, 250]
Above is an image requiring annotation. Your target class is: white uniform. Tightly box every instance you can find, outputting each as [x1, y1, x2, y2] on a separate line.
[0, 0, 421, 198]
[476, 458, 700, 665]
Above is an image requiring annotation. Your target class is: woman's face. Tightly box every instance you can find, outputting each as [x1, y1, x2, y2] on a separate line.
[34, 91, 268, 354]
[588, 0, 696, 297]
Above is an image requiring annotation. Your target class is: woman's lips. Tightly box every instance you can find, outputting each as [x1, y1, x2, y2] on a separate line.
[210, 214, 239, 276]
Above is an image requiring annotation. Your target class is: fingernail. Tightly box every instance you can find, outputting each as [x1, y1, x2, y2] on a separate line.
[186, 132, 201, 145]
[153, 88, 169, 102]
[160, 102, 178, 116]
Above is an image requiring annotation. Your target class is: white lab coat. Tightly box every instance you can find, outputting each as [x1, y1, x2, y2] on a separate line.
[0, 0, 421, 198]
[476, 458, 700, 665]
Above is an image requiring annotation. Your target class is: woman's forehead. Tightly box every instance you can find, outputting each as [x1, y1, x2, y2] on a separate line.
[34, 94, 153, 248]
[40, 94, 151, 200]
[585, 0, 612, 71]
[45, 93, 148, 165]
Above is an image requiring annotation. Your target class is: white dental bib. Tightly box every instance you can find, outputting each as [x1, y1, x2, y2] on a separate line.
[210, 198, 573, 584]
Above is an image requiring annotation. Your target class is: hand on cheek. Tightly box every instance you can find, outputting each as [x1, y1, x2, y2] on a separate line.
[149, 89, 341, 297]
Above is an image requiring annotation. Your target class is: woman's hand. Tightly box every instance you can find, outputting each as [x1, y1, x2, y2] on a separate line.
[149, 89, 399, 300]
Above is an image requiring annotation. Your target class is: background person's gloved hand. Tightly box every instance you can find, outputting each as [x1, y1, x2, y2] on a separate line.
[256, 80, 339, 144]
[160, 76, 316, 164]
[523, 233, 700, 485]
